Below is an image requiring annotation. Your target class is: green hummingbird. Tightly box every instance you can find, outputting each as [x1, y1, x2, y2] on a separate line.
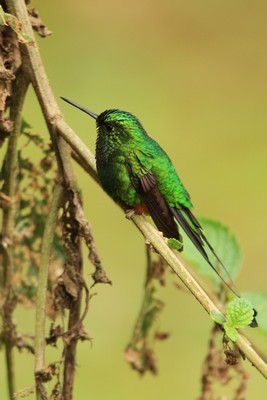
[60, 97, 250, 303]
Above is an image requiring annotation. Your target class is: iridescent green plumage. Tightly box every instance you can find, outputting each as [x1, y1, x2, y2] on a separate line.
[95, 109, 192, 239]
[60, 97, 241, 298]
[96, 109, 191, 208]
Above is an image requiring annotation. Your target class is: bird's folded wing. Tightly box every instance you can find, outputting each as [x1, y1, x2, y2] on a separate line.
[136, 171, 182, 241]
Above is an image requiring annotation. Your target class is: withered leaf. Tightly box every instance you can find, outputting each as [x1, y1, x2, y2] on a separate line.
[28, 8, 52, 38]
[154, 331, 170, 341]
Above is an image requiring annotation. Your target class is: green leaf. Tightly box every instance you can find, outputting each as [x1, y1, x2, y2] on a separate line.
[167, 238, 183, 251]
[210, 310, 227, 325]
[226, 297, 254, 328]
[182, 218, 242, 287]
[242, 292, 267, 334]
[224, 323, 238, 342]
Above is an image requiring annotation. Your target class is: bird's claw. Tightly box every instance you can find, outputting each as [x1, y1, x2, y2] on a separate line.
[125, 208, 135, 219]
[145, 240, 157, 252]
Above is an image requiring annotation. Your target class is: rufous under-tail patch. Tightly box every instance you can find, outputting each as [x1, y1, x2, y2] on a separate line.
[134, 203, 149, 215]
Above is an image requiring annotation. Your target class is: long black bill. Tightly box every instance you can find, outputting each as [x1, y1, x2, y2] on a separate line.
[60, 96, 99, 119]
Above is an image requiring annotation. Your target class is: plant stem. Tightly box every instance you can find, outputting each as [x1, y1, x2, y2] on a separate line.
[0, 69, 29, 400]
[35, 183, 63, 400]
[62, 256, 83, 400]
[1, 71, 29, 284]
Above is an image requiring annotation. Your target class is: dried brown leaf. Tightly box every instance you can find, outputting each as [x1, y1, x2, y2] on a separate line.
[154, 331, 170, 341]
[147, 259, 167, 285]
[46, 324, 64, 347]
[28, 8, 52, 38]
[91, 267, 112, 286]
[124, 346, 158, 375]
[198, 324, 250, 400]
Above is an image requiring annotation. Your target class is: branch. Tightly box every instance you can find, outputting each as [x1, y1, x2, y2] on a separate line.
[34, 183, 63, 400]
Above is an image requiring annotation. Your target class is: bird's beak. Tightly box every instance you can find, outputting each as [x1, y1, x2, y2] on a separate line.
[60, 96, 99, 120]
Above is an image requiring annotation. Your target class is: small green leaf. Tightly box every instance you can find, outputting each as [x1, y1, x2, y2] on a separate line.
[167, 238, 183, 251]
[224, 323, 238, 342]
[242, 292, 267, 334]
[226, 297, 254, 328]
[210, 310, 227, 325]
[182, 218, 242, 287]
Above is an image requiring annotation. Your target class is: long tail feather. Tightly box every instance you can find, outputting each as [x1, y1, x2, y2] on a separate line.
[171, 207, 240, 298]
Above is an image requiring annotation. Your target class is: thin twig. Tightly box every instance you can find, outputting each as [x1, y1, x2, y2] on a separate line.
[125, 246, 166, 375]
[34, 183, 63, 400]
[60, 190, 84, 400]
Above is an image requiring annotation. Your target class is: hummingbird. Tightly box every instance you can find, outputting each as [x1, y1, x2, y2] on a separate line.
[60, 96, 255, 314]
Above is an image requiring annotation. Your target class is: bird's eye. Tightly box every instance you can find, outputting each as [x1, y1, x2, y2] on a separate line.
[105, 124, 113, 133]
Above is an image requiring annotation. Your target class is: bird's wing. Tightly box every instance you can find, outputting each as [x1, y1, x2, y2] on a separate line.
[136, 171, 182, 242]
[127, 150, 182, 241]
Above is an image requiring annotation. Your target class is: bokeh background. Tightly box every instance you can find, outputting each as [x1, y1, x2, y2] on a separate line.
[2, 0, 267, 398]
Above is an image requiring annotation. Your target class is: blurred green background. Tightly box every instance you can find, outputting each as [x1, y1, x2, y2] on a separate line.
[2, 0, 267, 398]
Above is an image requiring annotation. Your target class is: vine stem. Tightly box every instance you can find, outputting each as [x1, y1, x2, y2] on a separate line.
[34, 183, 63, 400]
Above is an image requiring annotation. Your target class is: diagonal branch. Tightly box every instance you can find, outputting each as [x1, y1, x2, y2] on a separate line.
[63, 135, 267, 378]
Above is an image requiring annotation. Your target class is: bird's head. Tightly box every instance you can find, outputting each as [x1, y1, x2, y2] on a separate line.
[61, 97, 147, 144]
[96, 109, 146, 141]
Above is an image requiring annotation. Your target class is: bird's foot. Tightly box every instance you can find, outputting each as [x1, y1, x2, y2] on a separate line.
[145, 239, 157, 252]
[125, 208, 135, 219]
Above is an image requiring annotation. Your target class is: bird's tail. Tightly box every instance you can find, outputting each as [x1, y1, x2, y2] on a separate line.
[171, 206, 240, 298]
[171, 206, 258, 327]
